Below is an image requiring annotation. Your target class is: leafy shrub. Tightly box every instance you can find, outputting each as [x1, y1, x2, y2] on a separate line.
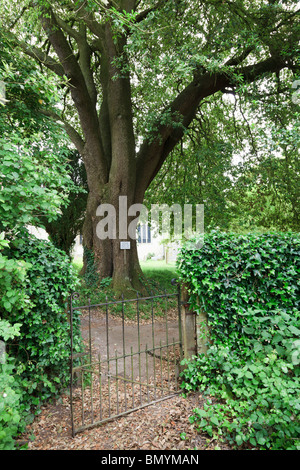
[83, 246, 99, 287]
[2, 231, 82, 411]
[178, 230, 299, 346]
[0, 322, 24, 450]
[178, 230, 300, 450]
[181, 309, 300, 449]
[0, 235, 30, 449]
[0, 234, 30, 316]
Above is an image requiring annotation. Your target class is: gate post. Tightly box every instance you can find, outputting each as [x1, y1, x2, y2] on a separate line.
[180, 284, 197, 359]
[196, 309, 210, 355]
[180, 285, 210, 358]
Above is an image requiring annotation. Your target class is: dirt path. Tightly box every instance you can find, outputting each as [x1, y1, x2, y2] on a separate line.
[80, 311, 181, 380]
[20, 310, 232, 451]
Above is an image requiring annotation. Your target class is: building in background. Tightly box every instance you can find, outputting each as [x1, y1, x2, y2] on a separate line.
[28, 224, 179, 264]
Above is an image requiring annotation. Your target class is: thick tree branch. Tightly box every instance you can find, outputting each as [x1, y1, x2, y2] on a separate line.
[39, 108, 85, 154]
[5, 32, 65, 78]
[225, 46, 255, 67]
[136, 54, 290, 197]
[38, 3, 108, 182]
[134, 0, 164, 23]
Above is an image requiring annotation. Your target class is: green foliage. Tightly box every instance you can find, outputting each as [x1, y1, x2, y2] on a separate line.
[178, 230, 300, 348]
[0, 30, 60, 137]
[0, 357, 24, 450]
[144, 72, 299, 235]
[178, 230, 300, 450]
[3, 232, 82, 404]
[0, 232, 82, 449]
[40, 150, 88, 256]
[0, 320, 21, 343]
[74, 259, 178, 321]
[83, 246, 99, 288]
[0, 318, 24, 450]
[0, 28, 84, 449]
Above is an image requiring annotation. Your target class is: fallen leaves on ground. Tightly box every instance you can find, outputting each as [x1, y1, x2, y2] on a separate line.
[20, 391, 232, 451]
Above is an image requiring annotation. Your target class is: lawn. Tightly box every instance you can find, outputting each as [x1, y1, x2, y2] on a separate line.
[71, 257, 179, 310]
[72, 258, 178, 290]
[140, 259, 178, 291]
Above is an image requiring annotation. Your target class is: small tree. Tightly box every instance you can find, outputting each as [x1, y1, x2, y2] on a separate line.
[40, 150, 88, 256]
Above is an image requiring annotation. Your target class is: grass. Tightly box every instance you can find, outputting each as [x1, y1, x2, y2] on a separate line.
[72, 258, 178, 290]
[71, 257, 179, 319]
[140, 259, 177, 271]
[140, 259, 178, 292]
[72, 258, 84, 275]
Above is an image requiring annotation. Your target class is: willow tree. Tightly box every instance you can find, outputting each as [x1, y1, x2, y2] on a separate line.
[3, 0, 299, 292]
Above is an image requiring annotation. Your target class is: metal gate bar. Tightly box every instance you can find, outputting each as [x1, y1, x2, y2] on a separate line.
[70, 285, 183, 437]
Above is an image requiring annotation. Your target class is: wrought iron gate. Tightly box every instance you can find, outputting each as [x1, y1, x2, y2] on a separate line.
[69, 284, 183, 436]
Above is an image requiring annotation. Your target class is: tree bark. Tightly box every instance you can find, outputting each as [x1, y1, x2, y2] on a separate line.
[80, 19, 146, 294]
[82, 182, 146, 295]
[12, 1, 293, 295]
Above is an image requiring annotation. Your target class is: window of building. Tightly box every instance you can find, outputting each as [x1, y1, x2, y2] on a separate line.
[137, 224, 151, 243]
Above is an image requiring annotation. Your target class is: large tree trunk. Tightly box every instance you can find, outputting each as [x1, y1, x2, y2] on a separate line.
[82, 180, 146, 295]
[81, 19, 146, 294]
[23, 1, 290, 295]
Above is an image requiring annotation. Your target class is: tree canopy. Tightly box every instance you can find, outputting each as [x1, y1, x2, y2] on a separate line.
[1, 0, 299, 291]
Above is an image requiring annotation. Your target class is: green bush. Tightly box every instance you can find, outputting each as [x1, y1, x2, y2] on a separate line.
[0, 234, 30, 317]
[0, 235, 29, 449]
[5, 232, 82, 404]
[0, 321, 24, 450]
[0, 359, 24, 450]
[0, 231, 82, 443]
[178, 230, 300, 450]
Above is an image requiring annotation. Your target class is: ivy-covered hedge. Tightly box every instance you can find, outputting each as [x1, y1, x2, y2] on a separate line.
[0, 322, 23, 450]
[178, 230, 299, 347]
[0, 231, 82, 448]
[178, 230, 300, 450]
